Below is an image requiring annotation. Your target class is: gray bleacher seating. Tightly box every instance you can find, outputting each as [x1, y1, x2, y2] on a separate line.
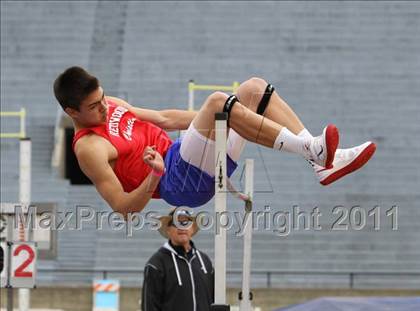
[1, 1, 419, 288]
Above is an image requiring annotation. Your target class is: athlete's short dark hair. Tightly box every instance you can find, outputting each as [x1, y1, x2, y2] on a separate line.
[53, 66, 99, 111]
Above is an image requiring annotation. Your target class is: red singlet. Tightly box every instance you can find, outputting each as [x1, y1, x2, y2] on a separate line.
[72, 101, 173, 198]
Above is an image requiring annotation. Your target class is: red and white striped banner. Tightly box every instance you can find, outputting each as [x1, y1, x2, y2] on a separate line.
[93, 283, 120, 292]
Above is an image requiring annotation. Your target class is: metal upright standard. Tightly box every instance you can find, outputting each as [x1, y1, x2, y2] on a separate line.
[189, 82, 254, 311]
[213, 113, 255, 311]
[1, 109, 32, 311]
[18, 138, 32, 311]
[239, 159, 254, 311]
[212, 112, 229, 311]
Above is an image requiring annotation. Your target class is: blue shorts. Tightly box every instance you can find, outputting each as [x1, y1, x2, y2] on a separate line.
[159, 139, 238, 207]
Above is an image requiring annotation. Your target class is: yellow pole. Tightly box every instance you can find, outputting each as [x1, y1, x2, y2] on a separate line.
[20, 108, 26, 138]
[233, 81, 240, 93]
[187, 81, 241, 111]
[0, 108, 26, 139]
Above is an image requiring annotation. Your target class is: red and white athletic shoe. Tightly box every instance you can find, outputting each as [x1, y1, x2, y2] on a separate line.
[310, 141, 376, 186]
[307, 124, 339, 168]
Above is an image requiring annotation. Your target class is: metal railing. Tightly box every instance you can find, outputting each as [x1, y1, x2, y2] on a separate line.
[36, 267, 420, 289]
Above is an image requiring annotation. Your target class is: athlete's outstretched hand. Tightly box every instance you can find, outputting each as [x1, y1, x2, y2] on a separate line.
[143, 145, 165, 174]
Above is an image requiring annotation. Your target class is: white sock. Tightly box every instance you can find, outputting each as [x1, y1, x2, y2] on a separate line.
[298, 128, 314, 140]
[298, 128, 326, 168]
[273, 127, 311, 158]
[297, 128, 316, 162]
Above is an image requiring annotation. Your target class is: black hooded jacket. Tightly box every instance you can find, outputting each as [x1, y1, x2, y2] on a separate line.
[141, 240, 214, 311]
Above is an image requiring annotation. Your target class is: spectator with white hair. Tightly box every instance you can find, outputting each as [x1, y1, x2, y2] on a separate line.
[142, 208, 214, 311]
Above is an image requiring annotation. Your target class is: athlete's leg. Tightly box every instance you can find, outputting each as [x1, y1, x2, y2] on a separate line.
[226, 77, 321, 163]
[234, 77, 376, 185]
[184, 91, 280, 175]
[191, 91, 337, 168]
[192, 91, 280, 147]
[235, 77, 305, 134]
[226, 77, 306, 163]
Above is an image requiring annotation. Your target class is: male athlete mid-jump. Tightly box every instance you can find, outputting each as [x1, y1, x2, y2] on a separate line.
[54, 67, 376, 217]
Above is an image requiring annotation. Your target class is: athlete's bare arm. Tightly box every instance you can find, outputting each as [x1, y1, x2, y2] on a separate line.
[106, 96, 197, 131]
[75, 135, 163, 217]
